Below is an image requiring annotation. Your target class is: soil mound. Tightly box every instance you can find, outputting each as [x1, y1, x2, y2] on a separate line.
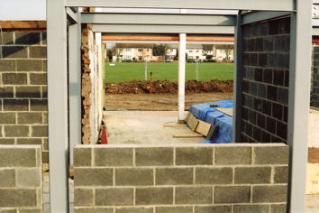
[106, 80, 233, 94]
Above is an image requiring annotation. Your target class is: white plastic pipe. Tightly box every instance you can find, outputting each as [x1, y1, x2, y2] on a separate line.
[178, 33, 186, 121]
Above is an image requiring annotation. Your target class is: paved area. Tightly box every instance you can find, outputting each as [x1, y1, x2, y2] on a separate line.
[305, 195, 319, 212]
[104, 111, 204, 145]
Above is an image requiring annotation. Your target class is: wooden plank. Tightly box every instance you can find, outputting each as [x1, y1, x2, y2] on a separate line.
[163, 122, 185, 128]
[309, 148, 319, 164]
[173, 133, 202, 138]
[185, 112, 192, 124]
[216, 108, 234, 116]
[186, 113, 199, 131]
[0, 21, 46, 29]
[195, 120, 211, 136]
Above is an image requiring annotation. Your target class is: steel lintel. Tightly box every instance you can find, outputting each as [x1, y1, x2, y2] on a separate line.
[92, 24, 235, 34]
[65, 0, 294, 12]
[81, 13, 236, 26]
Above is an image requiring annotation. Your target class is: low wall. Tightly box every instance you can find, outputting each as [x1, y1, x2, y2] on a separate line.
[0, 145, 42, 212]
[74, 144, 289, 213]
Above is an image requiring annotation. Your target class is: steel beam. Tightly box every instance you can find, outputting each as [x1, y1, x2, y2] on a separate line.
[233, 11, 243, 142]
[67, 7, 78, 24]
[242, 11, 291, 25]
[66, 0, 294, 11]
[288, 0, 312, 212]
[47, 0, 69, 212]
[81, 13, 236, 26]
[92, 25, 235, 34]
[68, 12, 82, 165]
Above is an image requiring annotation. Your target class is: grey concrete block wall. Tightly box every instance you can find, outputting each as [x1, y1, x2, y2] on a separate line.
[311, 45, 319, 109]
[0, 30, 48, 163]
[73, 144, 289, 213]
[240, 17, 290, 143]
[0, 145, 42, 212]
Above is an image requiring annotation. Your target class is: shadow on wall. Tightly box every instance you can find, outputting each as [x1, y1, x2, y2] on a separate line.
[0, 31, 46, 58]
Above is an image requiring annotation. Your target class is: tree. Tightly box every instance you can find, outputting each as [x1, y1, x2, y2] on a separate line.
[152, 44, 167, 57]
[218, 45, 233, 62]
[107, 49, 113, 61]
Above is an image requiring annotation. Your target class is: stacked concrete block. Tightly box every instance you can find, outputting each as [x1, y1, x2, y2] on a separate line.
[0, 145, 42, 212]
[240, 17, 291, 143]
[311, 46, 319, 108]
[0, 29, 48, 163]
[74, 144, 289, 213]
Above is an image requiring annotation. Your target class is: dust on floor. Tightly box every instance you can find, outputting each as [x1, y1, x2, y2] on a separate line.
[105, 92, 233, 111]
[103, 111, 205, 145]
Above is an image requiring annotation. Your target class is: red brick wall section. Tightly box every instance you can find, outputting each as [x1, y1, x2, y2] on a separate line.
[81, 25, 92, 144]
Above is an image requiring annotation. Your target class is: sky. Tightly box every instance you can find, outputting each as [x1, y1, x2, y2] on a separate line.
[0, 0, 46, 20]
[0, 0, 238, 21]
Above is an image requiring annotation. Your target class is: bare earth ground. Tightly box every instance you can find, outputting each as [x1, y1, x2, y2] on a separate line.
[105, 92, 233, 111]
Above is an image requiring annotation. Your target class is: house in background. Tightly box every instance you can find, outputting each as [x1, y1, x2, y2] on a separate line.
[113, 46, 153, 62]
[109, 43, 234, 63]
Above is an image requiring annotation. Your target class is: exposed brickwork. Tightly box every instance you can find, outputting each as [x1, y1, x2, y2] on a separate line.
[0, 145, 42, 212]
[0, 30, 48, 162]
[311, 45, 319, 108]
[81, 25, 92, 144]
[240, 17, 290, 143]
[74, 144, 289, 213]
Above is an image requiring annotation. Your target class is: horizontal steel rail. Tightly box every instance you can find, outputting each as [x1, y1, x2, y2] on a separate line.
[91, 24, 235, 34]
[66, 0, 294, 12]
[81, 13, 236, 26]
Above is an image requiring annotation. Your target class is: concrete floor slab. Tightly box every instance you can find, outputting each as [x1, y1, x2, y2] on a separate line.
[309, 109, 319, 148]
[103, 111, 204, 145]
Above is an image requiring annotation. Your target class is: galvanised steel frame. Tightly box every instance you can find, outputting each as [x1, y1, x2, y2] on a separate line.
[47, 1, 312, 212]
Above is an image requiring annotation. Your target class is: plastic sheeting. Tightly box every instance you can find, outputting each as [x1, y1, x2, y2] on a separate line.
[189, 100, 234, 144]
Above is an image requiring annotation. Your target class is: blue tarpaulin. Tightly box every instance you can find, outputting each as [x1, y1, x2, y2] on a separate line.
[189, 100, 234, 144]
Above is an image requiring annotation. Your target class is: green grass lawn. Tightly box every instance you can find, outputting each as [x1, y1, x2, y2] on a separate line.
[105, 62, 234, 83]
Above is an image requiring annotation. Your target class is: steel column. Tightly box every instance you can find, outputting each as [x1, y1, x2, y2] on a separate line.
[288, 0, 312, 212]
[178, 33, 186, 122]
[233, 11, 243, 142]
[68, 13, 82, 164]
[47, 0, 69, 212]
